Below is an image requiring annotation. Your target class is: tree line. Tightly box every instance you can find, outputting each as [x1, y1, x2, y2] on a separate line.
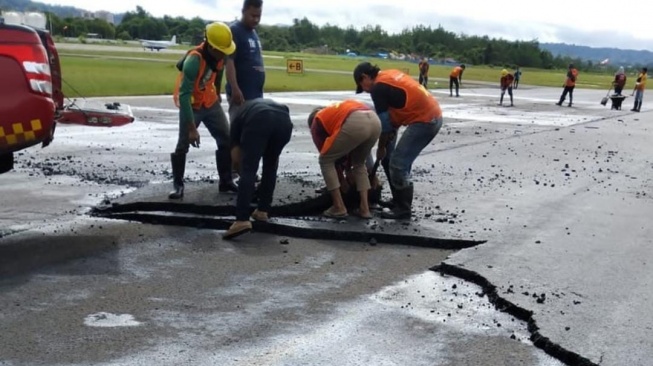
[42, 6, 616, 72]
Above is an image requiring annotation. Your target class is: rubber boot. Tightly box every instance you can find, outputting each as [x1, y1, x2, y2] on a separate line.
[216, 149, 238, 193]
[380, 184, 413, 220]
[168, 152, 186, 199]
[499, 94, 504, 106]
[631, 100, 639, 112]
[636, 101, 642, 112]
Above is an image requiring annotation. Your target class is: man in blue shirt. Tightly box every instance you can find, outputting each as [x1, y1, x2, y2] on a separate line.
[226, 0, 265, 110]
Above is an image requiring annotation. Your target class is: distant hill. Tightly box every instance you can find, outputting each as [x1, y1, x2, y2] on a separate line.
[0, 0, 82, 17]
[0, 0, 124, 23]
[541, 42, 653, 66]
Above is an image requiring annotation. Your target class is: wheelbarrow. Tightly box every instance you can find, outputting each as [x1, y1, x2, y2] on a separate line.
[608, 95, 627, 110]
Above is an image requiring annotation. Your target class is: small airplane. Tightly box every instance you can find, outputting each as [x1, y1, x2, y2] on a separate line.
[141, 35, 176, 51]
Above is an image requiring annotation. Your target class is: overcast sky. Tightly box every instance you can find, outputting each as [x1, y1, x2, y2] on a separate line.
[44, 0, 653, 50]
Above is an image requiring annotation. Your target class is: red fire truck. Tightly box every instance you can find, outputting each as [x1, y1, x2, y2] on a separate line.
[0, 12, 134, 174]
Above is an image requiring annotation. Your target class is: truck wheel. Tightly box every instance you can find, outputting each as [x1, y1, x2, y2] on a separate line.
[0, 153, 14, 174]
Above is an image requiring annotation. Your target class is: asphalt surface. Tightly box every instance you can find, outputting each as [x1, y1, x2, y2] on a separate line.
[1, 84, 651, 365]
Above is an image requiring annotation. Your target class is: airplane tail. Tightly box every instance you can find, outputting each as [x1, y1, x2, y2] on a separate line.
[170, 35, 176, 44]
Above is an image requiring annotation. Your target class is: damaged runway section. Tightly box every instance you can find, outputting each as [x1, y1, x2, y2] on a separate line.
[433, 263, 598, 366]
[91, 176, 484, 250]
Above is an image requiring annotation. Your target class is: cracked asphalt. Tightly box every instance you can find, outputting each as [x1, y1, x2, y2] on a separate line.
[1, 85, 651, 366]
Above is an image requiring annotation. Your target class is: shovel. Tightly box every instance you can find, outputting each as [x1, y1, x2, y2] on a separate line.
[600, 86, 612, 106]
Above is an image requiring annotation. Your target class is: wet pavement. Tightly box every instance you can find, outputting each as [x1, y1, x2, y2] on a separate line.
[1, 86, 651, 365]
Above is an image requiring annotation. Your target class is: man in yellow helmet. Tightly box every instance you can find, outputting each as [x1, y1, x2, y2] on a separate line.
[169, 22, 238, 199]
[499, 69, 515, 107]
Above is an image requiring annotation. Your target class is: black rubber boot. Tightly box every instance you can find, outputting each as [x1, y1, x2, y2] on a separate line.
[379, 183, 397, 209]
[216, 149, 238, 193]
[380, 184, 413, 220]
[636, 101, 642, 112]
[631, 100, 639, 112]
[168, 152, 186, 199]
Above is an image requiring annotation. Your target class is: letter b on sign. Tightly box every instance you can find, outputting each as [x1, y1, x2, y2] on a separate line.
[286, 59, 304, 74]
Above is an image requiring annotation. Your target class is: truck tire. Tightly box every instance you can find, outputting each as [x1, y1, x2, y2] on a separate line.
[0, 153, 14, 174]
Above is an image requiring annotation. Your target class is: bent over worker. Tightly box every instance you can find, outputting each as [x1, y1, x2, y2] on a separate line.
[170, 22, 238, 199]
[556, 63, 578, 107]
[354, 62, 444, 220]
[223, 98, 293, 239]
[307, 100, 381, 219]
[449, 64, 465, 97]
[499, 69, 515, 107]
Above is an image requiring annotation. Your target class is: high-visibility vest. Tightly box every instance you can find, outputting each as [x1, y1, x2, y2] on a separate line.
[314, 99, 370, 154]
[173, 46, 223, 109]
[375, 69, 442, 126]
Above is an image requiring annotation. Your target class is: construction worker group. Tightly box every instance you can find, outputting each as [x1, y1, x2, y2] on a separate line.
[170, 0, 648, 240]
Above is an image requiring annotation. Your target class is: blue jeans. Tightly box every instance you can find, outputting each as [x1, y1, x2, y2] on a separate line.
[635, 89, 645, 103]
[387, 118, 443, 190]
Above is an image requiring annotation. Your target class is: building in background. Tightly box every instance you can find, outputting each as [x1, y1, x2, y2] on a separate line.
[80, 10, 114, 24]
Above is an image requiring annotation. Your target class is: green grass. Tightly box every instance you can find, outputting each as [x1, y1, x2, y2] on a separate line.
[59, 50, 617, 97]
[60, 55, 356, 97]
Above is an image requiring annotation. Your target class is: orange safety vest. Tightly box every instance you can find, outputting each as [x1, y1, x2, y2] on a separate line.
[375, 69, 442, 127]
[315, 99, 370, 154]
[173, 45, 224, 110]
[566, 68, 578, 87]
[450, 66, 463, 78]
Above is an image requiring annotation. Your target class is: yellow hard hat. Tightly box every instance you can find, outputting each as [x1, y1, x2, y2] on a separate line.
[205, 22, 236, 55]
[501, 69, 508, 76]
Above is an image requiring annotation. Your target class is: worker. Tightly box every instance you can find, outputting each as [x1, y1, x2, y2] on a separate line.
[418, 58, 430, 88]
[513, 67, 522, 89]
[307, 100, 382, 219]
[354, 62, 444, 219]
[556, 63, 579, 107]
[499, 69, 515, 107]
[613, 66, 627, 96]
[449, 64, 465, 97]
[226, 0, 265, 113]
[223, 98, 293, 240]
[169, 22, 238, 200]
[225, 0, 265, 180]
[631, 67, 647, 112]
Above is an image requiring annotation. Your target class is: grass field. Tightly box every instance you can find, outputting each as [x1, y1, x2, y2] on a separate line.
[58, 48, 618, 98]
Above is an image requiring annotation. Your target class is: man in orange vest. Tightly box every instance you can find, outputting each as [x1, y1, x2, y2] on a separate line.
[418, 58, 430, 88]
[170, 22, 238, 200]
[449, 64, 465, 97]
[307, 100, 382, 219]
[556, 63, 579, 107]
[354, 62, 444, 219]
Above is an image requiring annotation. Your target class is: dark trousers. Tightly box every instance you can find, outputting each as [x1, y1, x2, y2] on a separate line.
[514, 78, 520, 89]
[175, 102, 229, 154]
[449, 77, 460, 96]
[558, 86, 575, 105]
[235, 110, 293, 221]
[419, 74, 428, 88]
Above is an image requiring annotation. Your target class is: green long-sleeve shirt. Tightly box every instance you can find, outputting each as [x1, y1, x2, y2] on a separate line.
[178, 53, 224, 131]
